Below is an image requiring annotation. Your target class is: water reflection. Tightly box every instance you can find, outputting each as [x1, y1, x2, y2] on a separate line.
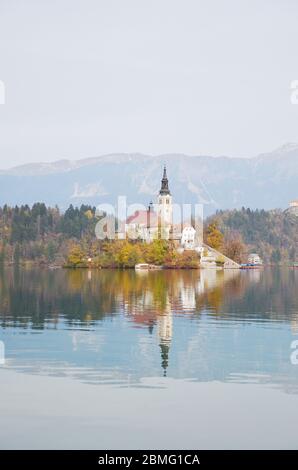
[0, 267, 298, 391]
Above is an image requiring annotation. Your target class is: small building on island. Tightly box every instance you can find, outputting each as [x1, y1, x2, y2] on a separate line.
[285, 200, 298, 216]
[247, 253, 263, 266]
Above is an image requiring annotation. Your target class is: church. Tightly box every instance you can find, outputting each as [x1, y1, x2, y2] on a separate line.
[119, 166, 240, 268]
[123, 166, 193, 245]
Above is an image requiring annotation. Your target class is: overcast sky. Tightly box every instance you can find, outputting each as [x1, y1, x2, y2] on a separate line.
[0, 0, 298, 168]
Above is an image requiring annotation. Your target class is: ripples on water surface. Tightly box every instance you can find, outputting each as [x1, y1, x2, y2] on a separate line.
[1, 267, 298, 388]
[1, 267, 298, 448]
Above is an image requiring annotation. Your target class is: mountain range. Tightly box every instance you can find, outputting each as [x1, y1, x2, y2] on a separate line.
[0, 143, 297, 216]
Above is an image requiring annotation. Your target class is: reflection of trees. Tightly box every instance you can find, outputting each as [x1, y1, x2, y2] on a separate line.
[0, 268, 241, 330]
[0, 267, 243, 374]
[225, 268, 298, 324]
[1, 267, 297, 331]
[1, 267, 298, 384]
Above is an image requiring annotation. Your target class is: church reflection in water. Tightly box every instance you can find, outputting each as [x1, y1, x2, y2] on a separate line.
[1, 266, 298, 390]
[114, 269, 249, 376]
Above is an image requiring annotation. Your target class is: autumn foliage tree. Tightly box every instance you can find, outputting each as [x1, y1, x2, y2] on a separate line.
[66, 244, 86, 267]
[205, 222, 224, 250]
[223, 233, 246, 264]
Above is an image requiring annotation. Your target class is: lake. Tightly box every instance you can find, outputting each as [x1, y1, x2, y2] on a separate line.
[0, 267, 298, 449]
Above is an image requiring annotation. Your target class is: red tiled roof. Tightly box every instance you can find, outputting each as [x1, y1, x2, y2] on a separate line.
[126, 210, 158, 226]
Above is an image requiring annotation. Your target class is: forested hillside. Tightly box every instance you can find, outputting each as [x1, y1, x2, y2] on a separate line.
[0, 203, 99, 265]
[0, 204, 297, 266]
[207, 208, 298, 264]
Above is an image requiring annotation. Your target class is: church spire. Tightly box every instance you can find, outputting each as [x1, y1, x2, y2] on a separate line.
[160, 342, 170, 377]
[159, 165, 171, 195]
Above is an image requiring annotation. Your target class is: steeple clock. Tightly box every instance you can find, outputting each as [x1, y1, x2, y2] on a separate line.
[158, 166, 173, 227]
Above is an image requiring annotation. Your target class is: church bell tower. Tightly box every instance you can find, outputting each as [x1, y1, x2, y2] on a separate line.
[158, 166, 173, 228]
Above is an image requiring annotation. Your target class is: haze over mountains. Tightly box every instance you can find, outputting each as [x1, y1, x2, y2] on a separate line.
[0, 143, 297, 216]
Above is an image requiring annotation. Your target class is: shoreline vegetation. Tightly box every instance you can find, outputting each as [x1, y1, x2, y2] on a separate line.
[0, 203, 297, 269]
[64, 239, 201, 269]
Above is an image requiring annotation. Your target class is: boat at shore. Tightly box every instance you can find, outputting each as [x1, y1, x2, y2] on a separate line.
[290, 262, 298, 268]
[135, 263, 162, 271]
[241, 253, 263, 269]
[240, 264, 263, 269]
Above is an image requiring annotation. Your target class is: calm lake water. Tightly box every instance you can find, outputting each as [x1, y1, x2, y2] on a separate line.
[1, 267, 298, 449]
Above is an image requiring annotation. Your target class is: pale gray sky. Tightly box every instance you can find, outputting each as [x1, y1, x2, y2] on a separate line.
[0, 0, 298, 168]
